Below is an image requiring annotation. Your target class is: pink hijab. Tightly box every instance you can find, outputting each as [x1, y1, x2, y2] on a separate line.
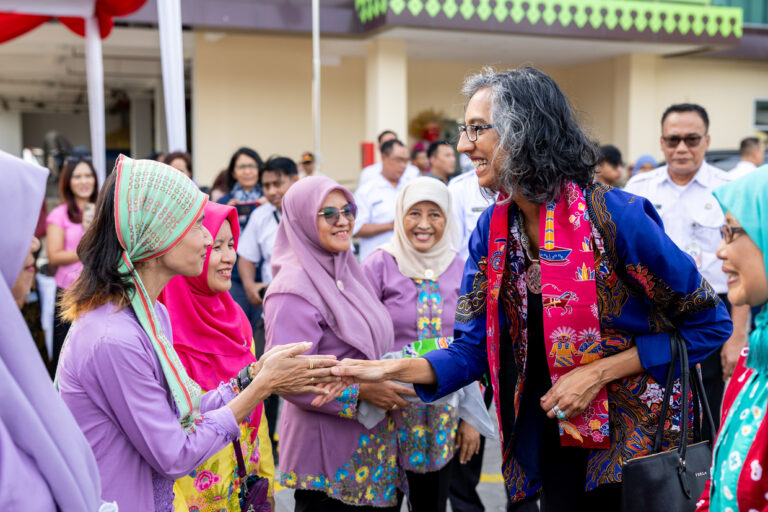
[266, 176, 394, 359]
[160, 202, 256, 393]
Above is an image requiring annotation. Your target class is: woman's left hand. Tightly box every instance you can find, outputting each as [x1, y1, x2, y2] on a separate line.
[540, 364, 604, 420]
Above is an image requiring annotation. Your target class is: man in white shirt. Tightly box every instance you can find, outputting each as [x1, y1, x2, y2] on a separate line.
[425, 140, 456, 184]
[359, 130, 420, 187]
[448, 170, 495, 261]
[353, 139, 411, 260]
[625, 103, 749, 438]
[238, 156, 299, 317]
[729, 136, 765, 180]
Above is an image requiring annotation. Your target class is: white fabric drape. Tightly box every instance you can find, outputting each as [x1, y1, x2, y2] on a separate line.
[157, 0, 186, 153]
[84, 15, 106, 186]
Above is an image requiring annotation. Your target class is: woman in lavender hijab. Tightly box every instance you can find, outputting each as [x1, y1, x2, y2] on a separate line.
[0, 149, 104, 511]
[264, 176, 404, 511]
[361, 176, 479, 512]
[55, 156, 340, 511]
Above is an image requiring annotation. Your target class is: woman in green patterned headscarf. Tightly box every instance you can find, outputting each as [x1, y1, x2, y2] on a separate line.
[697, 167, 768, 511]
[56, 155, 342, 510]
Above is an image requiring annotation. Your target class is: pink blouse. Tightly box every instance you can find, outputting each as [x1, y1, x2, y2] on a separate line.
[46, 204, 85, 289]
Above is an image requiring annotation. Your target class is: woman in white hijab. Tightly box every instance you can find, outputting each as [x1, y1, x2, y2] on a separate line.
[360, 177, 485, 512]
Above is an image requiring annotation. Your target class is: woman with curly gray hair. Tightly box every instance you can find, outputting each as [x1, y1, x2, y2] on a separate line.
[331, 67, 731, 510]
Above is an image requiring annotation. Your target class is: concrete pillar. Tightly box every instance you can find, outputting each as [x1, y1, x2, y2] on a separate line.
[0, 110, 23, 157]
[153, 85, 168, 155]
[129, 93, 154, 159]
[612, 54, 659, 163]
[365, 39, 408, 155]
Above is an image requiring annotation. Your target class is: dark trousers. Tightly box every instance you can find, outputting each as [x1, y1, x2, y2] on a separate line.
[405, 462, 454, 512]
[448, 435, 487, 512]
[506, 447, 621, 512]
[50, 288, 70, 378]
[294, 490, 399, 512]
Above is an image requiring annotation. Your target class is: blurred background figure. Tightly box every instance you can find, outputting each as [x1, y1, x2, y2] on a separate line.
[631, 154, 657, 177]
[730, 136, 766, 180]
[595, 144, 624, 186]
[45, 153, 98, 377]
[410, 144, 429, 175]
[299, 151, 323, 178]
[209, 168, 231, 202]
[425, 140, 456, 184]
[164, 150, 193, 179]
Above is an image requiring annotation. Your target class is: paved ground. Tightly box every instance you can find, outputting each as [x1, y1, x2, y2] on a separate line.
[274, 432, 510, 511]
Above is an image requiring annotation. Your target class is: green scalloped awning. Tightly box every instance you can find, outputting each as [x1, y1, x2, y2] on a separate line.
[354, 0, 743, 39]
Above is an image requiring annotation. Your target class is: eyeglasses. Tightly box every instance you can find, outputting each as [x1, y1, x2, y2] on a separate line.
[661, 134, 705, 149]
[236, 163, 259, 171]
[719, 224, 747, 244]
[458, 123, 494, 142]
[317, 203, 357, 225]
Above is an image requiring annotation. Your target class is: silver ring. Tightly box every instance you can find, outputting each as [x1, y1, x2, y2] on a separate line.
[310, 377, 315, 383]
[552, 405, 566, 419]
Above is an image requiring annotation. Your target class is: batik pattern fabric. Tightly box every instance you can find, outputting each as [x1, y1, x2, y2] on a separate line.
[173, 409, 274, 512]
[279, 417, 402, 507]
[417, 184, 731, 503]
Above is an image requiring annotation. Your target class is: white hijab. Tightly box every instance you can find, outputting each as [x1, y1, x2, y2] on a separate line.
[379, 176, 457, 280]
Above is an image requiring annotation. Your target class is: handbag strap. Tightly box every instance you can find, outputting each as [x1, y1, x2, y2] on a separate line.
[233, 440, 247, 479]
[676, 332, 690, 461]
[653, 334, 680, 452]
[690, 361, 717, 447]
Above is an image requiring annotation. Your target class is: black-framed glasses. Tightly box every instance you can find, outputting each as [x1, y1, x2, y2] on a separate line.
[661, 134, 705, 149]
[720, 224, 747, 243]
[317, 203, 357, 225]
[458, 123, 494, 142]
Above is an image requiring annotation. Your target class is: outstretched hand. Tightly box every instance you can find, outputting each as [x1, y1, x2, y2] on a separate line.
[258, 342, 340, 396]
[330, 358, 395, 382]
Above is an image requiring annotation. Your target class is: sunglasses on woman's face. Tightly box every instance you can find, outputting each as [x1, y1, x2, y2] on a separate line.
[317, 203, 357, 225]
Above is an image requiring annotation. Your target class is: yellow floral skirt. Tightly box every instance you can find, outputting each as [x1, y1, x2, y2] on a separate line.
[173, 409, 274, 512]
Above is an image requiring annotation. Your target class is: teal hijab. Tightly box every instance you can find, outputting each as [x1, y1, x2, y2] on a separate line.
[713, 165, 768, 373]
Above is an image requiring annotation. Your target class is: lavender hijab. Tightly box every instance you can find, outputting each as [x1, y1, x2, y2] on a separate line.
[266, 176, 394, 359]
[0, 150, 101, 509]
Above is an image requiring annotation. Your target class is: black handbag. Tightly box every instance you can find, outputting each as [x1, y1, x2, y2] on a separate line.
[621, 332, 716, 512]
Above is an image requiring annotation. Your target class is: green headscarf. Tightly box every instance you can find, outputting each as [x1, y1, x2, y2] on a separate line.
[114, 154, 208, 432]
[713, 166, 768, 373]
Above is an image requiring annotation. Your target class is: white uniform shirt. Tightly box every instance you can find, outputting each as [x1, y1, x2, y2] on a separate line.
[448, 171, 496, 261]
[237, 202, 280, 285]
[353, 173, 409, 261]
[728, 160, 757, 180]
[624, 162, 732, 294]
[358, 162, 420, 188]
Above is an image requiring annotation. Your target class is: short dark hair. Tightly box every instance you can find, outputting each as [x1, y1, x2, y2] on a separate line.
[380, 139, 405, 158]
[60, 171, 133, 322]
[661, 103, 709, 132]
[164, 151, 192, 176]
[462, 67, 599, 203]
[226, 147, 263, 189]
[410, 147, 426, 161]
[740, 137, 762, 156]
[59, 156, 99, 223]
[377, 130, 397, 145]
[427, 140, 452, 160]
[598, 145, 623, 167]
[259, 156, 298, 185]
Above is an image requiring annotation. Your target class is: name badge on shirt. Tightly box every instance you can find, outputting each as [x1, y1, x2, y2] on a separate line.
[684, 241, 703, 269]
[471, 206, 487, 212]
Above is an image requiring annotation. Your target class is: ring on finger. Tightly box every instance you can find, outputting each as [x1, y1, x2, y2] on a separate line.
[391, 404, 398, 410]
[309, 359, 314, 370]
[551, 405, 566, 419]
[310, 376, 315, 383]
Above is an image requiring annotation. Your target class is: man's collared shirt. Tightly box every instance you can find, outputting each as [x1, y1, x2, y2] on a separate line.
[237, 202, 281, 285]
[624, 162, 732, 294]
[729, 160, 757, 180]
[358, 161, 420, 188]
[448, 171, 496, 261]
[353, 172, 410, 261]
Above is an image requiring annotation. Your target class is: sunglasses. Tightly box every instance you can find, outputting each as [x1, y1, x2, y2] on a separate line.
[719, 224, 746, 244]
[661, 134, 704, 149]
[317, 203, 357, 225]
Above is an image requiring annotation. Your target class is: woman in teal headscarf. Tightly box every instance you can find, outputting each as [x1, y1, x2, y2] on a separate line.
[696, 166, 768, 511]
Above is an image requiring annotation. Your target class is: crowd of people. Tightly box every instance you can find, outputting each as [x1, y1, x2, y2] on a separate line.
[2, 64, 767, 512]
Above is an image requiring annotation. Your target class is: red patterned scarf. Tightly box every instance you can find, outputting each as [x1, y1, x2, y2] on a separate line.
[486, 183, 609, 450]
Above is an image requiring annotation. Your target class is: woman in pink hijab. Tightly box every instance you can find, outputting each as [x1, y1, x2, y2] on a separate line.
[160, 202, 275, 511]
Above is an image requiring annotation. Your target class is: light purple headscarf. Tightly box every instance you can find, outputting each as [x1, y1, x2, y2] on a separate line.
[266, 176, 394, 359]
[0, 150, 102, 509]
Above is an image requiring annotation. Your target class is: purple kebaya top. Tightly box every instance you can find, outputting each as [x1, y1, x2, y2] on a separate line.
[264, 293, 403, 507]
[57, 302, 241, 511]
[361, 250, 464, 352]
